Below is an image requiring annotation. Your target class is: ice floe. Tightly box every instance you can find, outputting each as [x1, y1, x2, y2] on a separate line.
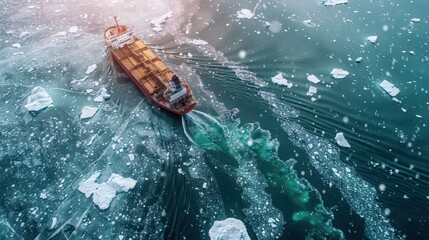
[78, 172, 101, 198]
[69, 26, 79, 33]
[94, 88, 111, 102]
[209, 218, 250, 240]
[271, 73, 293, 88]
[307, 74, 321, 84]
[150, 11, 172, 32]
[411, 18, 421, 23]
[335, 132, 351, 148]
[379, 80, 400, 97]
[307, 86, 317, 96]
[92, 182, 117, 210]
[323, 0, 348, 6]
[24, 86, 53, 112]
[12, 43, 21, 48]
[355, 57, 363, 63]
[80, 106, 99, 119]
[85, 64, 97, 75]
[107, 173, 137, 192]
[367, 36, 378, 44]
[331, 68, 349, 79]
[237, 9, 254, 19]
[78, 172, 137, 210]
[190, 39, 208, 46]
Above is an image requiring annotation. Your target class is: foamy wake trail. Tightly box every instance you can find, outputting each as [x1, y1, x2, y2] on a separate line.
[260, 91, 400, 240]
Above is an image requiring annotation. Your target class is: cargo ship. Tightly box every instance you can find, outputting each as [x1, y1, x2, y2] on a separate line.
[104, 17, 196, 115]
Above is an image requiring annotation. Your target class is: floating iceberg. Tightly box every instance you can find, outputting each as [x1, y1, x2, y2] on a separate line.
[209, 218, 251, 240]
[78, 171, 101, 198]
[307, 74, 321, 84]
[307, 86, 317, 96]
[92, 182, 117, 210]
[190, 39, 209, 46]
[107, 173, 137, 193]
[271, 73, 293, 88]
[94, 87, 111, 102]
[367, 36, 378, 44]
[24, 86, 54, 112]
[331, 68, 349, 79]
[411, 18, 421, 23]
[379, 80, 400, 97]
[237, 9, 254, 19]
[78, 172, 137, 210]
[323, 0, 348, 6]
[86, 64, 97, 75]
[335, 132, 351, 148]
[150, 11, 172, 32]
[12, 43, 21, 48]
[69, 26, 79, 33]
[355, 57, 363, 63]
[80, 106, 99, 119]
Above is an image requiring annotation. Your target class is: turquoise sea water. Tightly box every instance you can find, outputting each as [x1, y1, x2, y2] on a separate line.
[0, 0, 428, 239]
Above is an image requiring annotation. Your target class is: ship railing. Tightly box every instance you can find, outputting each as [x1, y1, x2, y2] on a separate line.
[106, 26, 136, 49]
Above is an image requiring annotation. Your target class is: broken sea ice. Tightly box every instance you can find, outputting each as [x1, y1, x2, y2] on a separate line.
[323, 0, 348, 6]
[24, 86, 54, 112]
[209, 218, 251, 240]
[271, 73, 293, 88]
[379, 80, 400, 97]
[335, 132, 351, 148]
[331, 68, 349, 79]
[80, 106, 99, 119]
[367, 36, 378, 44]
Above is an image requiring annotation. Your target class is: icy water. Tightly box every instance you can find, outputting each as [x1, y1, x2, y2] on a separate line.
[0, 0, 428, 239]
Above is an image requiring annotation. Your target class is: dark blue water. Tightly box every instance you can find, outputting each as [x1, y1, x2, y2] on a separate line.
[0, 0, 428, 239]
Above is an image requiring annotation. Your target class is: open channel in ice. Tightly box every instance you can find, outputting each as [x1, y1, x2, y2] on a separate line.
[259, 91, 400, 240]
[183, 109, 345, 239]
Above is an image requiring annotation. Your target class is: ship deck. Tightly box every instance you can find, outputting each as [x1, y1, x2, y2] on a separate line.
[111, 40, 175, 100]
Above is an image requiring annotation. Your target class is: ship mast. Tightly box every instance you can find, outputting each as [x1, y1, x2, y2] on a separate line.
[113, 16, 119, 32]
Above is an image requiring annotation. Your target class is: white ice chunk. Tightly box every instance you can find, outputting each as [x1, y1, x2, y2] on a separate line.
[323, 0, 348, 6]
[78, 172, 101, 198]
[209, 218, 251, 240]
[107, 173, 137, 193]
[94, 87, 111, 102]
[367, 36, 378, 44]
[307, 74, 321, 84]
[50, 217, 57, 229]
[69, 26, 79, 33]
[24, 86, 54, 111]
[12, 43, 21, 48]
[19, 31, 30, 38]
[379, 80, 400, 97]
[335, 132, 351, 148]
[128, 153, 135, 161]
[40, 190, 47, 199]
[307, 86, 317, 96]
[53, 31, 67, 37]
[86, 64, 97, 75]
[271, 73, 293, 88]
[80, 106, 99, 119]
[331, 68, 349, 79]
[190, 39, 208, 46]
[237, 9, 254, 19]
[355, 57, 363, 63]
[411, 18, 421, 23]
[92, 182, 117, 210]
[150, 11, 172, 32]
